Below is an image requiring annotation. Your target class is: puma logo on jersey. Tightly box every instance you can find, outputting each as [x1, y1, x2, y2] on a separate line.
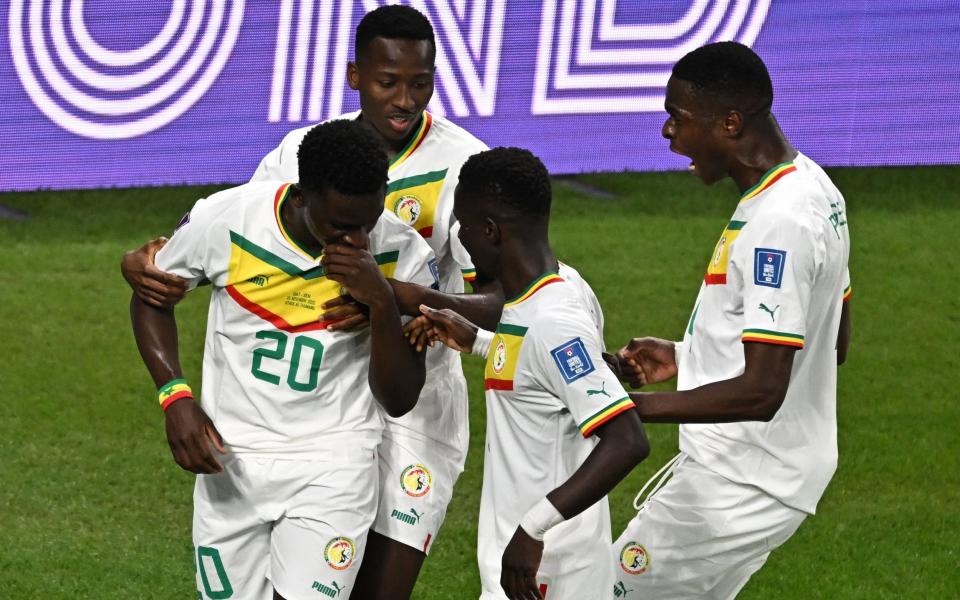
[614, 581, 635, 597]
[759, 303, 780, 322]
[247, 274, 269, 287]
[587, 382, 611, 398]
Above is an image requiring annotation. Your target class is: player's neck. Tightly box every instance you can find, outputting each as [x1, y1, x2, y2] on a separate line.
[730, 117, 797, 195]
[499, 242, 558, 302]
[280, 194, 324, 257]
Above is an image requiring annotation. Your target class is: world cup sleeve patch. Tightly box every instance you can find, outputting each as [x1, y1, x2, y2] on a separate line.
[754, 248, 786, 288]
[550, 337, 595, 384]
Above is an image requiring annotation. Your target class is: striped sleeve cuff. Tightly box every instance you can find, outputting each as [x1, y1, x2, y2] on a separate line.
[579, 397, 634, 438]
[461, 268, 477, 283]
[843, 285, 852, 302]
[742, 329, 804, 349]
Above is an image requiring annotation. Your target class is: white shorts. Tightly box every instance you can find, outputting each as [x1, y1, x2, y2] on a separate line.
[370, 433, 463, 555]
[612, 454, 806, 600]
[193, 450, 378, 600]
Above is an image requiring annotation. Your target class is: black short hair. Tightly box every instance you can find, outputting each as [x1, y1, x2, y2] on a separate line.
[672, 41, 773, 116]
[355, 5, 435, 63]
[297, 120, 388, 195]
[458, 147, 552, 218]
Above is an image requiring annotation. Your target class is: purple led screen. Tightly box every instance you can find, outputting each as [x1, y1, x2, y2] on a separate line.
[2, 1, 958, 192]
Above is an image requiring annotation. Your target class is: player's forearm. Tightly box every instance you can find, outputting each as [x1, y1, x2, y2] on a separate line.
[367, 301, 426, 417]
[130, 295, 184, 387]
[390, 280, 504, 330]
[630, 342, 795, 423]
[546, 411, 649, 519]
[837, 301, 851, 365]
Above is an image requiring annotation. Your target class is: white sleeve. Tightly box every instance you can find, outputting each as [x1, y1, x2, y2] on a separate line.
[529, 309, 634, 438]
[842, 266, 852, 302]
[732, 211, 822, 349]
[249, 129, 306, 183]
[154, 197, 223, 290]
[448, 222, 477, 284]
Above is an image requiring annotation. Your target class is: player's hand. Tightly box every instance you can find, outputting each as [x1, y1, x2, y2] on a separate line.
[500, 526, 545, 600]
[321, 241, 394, 311]
[417, 305, 478, 353]
[403, 315, 435, 352]
[321, 294, 370, 331]
[121, 237, 188, 309]
[616, 337, 678, 387]
[164, 399, 226, 474]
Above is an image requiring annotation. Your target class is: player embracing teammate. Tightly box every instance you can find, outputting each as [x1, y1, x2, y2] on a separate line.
[125, 6, 852, 598]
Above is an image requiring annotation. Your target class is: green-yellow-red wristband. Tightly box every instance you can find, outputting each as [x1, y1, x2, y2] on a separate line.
[158, 378, 193, 412]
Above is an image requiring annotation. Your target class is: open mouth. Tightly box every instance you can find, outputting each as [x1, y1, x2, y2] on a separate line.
[386, 114, 415, 134]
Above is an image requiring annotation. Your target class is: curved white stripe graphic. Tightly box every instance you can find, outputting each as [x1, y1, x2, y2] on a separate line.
[9, 0, 245, 139]
[69, 0, 188, 67]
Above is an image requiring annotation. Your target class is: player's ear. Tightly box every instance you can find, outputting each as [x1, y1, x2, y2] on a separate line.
[483, 217, 500, 244]
[722, 110, 744, 137]
[347, 61, 360, 91]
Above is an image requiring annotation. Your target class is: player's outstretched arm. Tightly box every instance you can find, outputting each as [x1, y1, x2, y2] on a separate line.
[389, 277, 504, 330]
[629, 342, 796, 423]
[322, 242, 426, 417]
[501, 410, 649, 599]
[130, 296, 225, 473]
[410, 305, 481, 353]
[121, 238, 189, 308]
[615, 337, 679, 387]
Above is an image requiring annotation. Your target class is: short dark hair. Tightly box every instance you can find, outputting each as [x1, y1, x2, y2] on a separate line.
[672, 41, 773, 116]
[458, 147, 552, 217]
[355, 5, 435, 62]
[297, 120, 388, 195]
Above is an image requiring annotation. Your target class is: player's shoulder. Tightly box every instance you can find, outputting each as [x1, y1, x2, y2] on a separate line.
[188, 181, 279, 220]
[525, 278, 598, 337]
[370, 210, 431, 252]
[426, 113, 489, 155]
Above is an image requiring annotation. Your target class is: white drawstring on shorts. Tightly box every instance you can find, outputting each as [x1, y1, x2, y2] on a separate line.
[633, 452, 686, 511]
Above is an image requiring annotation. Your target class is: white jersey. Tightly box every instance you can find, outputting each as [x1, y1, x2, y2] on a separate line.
[156, 181, 437, 456]
[252, 111, 488, 458]
[478, 268, 635, 596]
[677, 153, 852, 514]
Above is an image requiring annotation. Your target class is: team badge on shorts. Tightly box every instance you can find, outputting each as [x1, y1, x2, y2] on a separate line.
[619, 542, 649, 575]
[394, 195, 422, 227]
[324, 537, 356, 571]
[492, 339, 507, 374]
[400, 464, 433, 497]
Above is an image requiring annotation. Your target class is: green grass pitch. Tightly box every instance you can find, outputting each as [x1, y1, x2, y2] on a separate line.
[0, 166, 957, 598]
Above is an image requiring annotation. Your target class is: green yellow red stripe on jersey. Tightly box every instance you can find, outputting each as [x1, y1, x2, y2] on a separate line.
[461, 268, 477, 283]
[224, 230, 399, 333]
[740, 161, 797, 203]
[579, 397, 634, 437]
[484, 323, 528, 391]
[503, 273, 563, 308]
[843, 285, 852, 302]
[704, 220, 746, 285]
[389, 112, 432, 171]
[272, 183, 320, 260]
[742, 328, 804, 348]
[385, 168, 448, 239]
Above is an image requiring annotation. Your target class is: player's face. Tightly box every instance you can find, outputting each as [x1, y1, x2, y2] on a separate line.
[301, 185, 385, 251]
[662, 76, 730, 185]
[349, 37, 435, 145]
[453, 185, 499, 279]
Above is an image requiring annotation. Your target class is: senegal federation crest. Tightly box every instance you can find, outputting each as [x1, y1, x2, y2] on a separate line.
[394, 195, 422, 227]
[619, 542, 649, 575]
[400, 463, 433, 497]
[492, 339, 507, 374]
[324, 537, 356, 571]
